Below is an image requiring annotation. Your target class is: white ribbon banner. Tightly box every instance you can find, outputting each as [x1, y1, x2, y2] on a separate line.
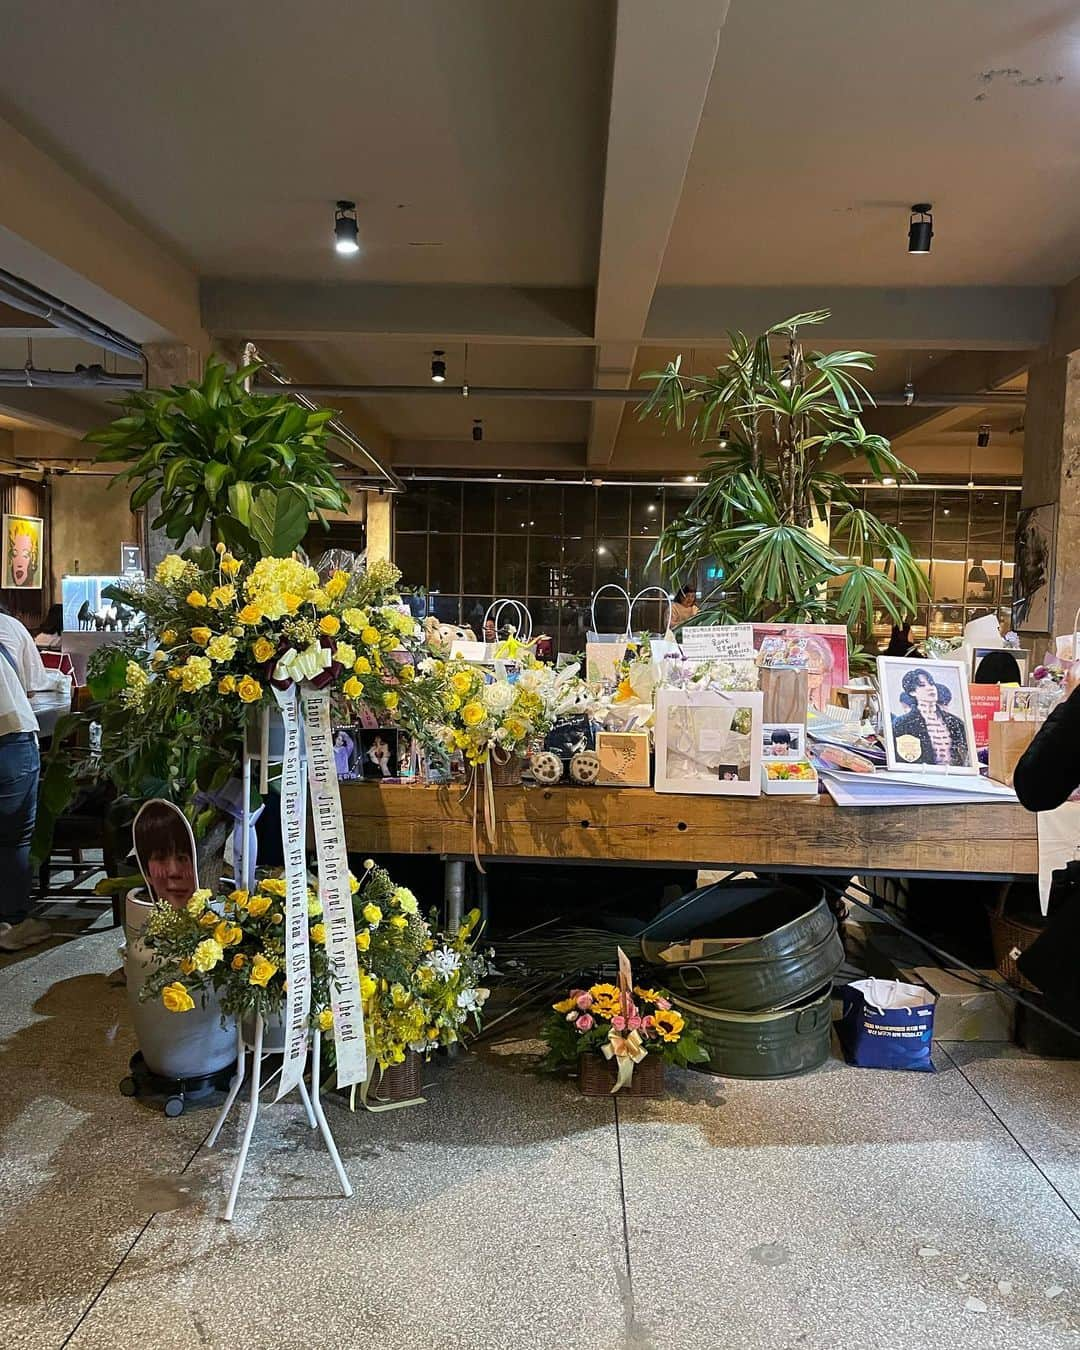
[272, 685, 312, 1101]
[301, 684, 368, 1087]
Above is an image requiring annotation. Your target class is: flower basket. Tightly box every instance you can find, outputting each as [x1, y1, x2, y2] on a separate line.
[579, 1050, 665, 1099]
[488, 751, 525, 788]
[367, 1049, 423, 1103]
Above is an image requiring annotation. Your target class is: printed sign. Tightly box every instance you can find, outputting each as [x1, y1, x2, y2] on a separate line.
[679, 623, 755, 660]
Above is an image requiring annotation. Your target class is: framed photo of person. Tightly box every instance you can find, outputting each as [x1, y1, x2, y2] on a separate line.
[332, 727, 361, 781]
[359, 727, 404, 780]
[762, 723, 805, 762]
[654, 688, 763, 796]
[2, 514, 43, 589]
[877, 657, 979, 775]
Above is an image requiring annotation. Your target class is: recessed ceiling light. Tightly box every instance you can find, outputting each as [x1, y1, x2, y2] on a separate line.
[333, 200, 360, 255]
[908, 203, 933, 254]
[683, 475, 697, 484]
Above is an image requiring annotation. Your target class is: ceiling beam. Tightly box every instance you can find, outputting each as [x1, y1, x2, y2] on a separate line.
[392, 440, 583, 471]
[0, 114, 203, 349]
[0, 387, 101, 436]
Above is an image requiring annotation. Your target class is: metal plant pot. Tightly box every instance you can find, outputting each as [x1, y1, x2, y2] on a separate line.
[677, 982, 834, 1080]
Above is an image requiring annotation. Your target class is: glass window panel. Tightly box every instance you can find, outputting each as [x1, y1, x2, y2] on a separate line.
[431, 593, 461, 623]
[866, 489, 900, 527]
[461, 536, 494, 595]
[530, 598, 560, 636]
[592, 597, 629, 635]
[494, 536, 528, 595]
[529, 537, 563, 598]
[933, 491, 969, 543]
[428, 534, 460, 593]
[461, 596, 488, 632]
[632, 600, 664, 636]
[632, 487, 664, 533]
[928, 604, 964, 636]
[661, 486, 696, 529]
[596, 486, 630, 534]
[426, 484, 462, 533]
[559, 600, 589, 652]
[393, 534, 427, 589]
[930, 559, 966, 605]
[528, 485, 563, 534]
[629, 537, 662, 591]
[596, 538, 630, 588]
[563, 488, 596, 535]
[964, 558, 999, 605]
[462, 483, 495, 532]
[895, 491, 931, 547]
[394, 490, 428, 533]
[496, 485, 531, 532]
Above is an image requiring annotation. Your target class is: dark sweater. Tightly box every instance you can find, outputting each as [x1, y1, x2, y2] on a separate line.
[1013, 685, 1080, 812]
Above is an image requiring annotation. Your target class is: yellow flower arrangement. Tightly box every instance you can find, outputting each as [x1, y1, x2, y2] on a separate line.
[179, 656, 212, 692]
[192, 937, 224, 972]
[218, 675, 237, 694]
[319, 614, 341, 637]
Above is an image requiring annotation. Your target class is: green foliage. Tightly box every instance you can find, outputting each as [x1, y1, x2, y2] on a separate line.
[86, 357, 349, 559]
[639, 310, 928, 639]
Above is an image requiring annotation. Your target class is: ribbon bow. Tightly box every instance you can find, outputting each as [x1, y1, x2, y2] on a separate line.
[273, 640, 333, 686]
[601, 1027, 647, 1093]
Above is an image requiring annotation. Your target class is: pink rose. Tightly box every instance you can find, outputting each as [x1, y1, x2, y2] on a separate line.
[575, 1013, 594, 1033]
[656, 998, 671, 1011]
[642, 1015, 655, 1029]
[628, 1015, 642, 1030]
[611, 1015, 626, 1031]
[576, 992, 593, 1010]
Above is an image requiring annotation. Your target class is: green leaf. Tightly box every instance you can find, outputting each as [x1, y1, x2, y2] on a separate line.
[248, 485, 311, 558]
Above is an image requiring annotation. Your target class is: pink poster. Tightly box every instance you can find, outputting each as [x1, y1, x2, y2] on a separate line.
[968, 684, 1003, 749]
[751, 623, 851, 713]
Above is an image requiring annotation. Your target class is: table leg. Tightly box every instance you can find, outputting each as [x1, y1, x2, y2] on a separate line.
[444, 858, 465, 932]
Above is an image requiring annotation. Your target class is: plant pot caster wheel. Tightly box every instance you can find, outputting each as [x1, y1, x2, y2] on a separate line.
[163, 1094, 185, 1118]
[118, 1075, 138, 1098]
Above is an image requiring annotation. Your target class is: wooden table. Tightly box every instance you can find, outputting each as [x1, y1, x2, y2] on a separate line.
[340, 783, 1037, 925]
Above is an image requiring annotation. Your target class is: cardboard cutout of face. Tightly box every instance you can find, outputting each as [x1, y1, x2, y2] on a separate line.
[133, 799, 199, 910]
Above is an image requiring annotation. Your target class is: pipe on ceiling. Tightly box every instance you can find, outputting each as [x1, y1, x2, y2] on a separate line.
[0, 269, 143, 363]
[0, 364, 139, 389]
[359, 472, 1023, 492]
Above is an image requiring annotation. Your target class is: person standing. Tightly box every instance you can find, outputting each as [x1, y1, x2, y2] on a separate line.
[0, 604, 51, 951]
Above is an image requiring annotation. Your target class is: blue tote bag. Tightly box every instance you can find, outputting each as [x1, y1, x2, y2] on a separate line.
[837, 978, 936, 1072]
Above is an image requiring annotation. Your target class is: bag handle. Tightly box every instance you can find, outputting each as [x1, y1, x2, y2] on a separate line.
[483, 598, 532, 642]
[629, 585, 673, 635]
[590, 584, 632, 639]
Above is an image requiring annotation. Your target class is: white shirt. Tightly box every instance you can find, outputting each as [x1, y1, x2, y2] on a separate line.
[0, 614, 49, 736]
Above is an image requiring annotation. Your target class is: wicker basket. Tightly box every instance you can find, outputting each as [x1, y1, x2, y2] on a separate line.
[488, 752, 525, 788]
[579, 1051, 665, 1098]
[989, 891, 1044, 991]
[367, 1050, 424, 1103]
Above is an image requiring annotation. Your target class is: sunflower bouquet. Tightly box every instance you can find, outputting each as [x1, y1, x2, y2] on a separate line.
[114, 549, 445, 737]
[139, 871, 338, 1022]
[540, 979, 708, 1085]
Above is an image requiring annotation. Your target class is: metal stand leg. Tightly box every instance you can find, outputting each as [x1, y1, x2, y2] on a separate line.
[223, 1014, 264, 1222]
[444, 858, 465, 932]
[207, 1023, 246, 1149]
[296, 1076, 318, 1129]
[309, 1029, 352, 1198]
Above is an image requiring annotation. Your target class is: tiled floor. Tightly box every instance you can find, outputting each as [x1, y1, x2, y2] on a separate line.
[2, 929, 1079, 1350]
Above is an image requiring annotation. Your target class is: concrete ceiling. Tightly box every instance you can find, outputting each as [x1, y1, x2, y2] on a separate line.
[0, 0, 1067, 479]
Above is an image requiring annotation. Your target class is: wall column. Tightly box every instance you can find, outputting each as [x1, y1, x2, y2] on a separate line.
[143, 342, 204, 568]
[365, 491, 392, 564]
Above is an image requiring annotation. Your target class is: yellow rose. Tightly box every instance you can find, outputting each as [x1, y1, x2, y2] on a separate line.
[231, 953, 247, 970]
[319, 614, 341, 637]
[208, 584, 236, 609]
[251, 637, 276, 663]
[318, 1007, 334, 1031]
[283, 592, 302, 613]
[160, 629, 177, 646]
[343, 676, 363, 699]
[390, 914, 408, 931]
[228, 888, 249, 907]
[162, 982, 194, 1013]
[362, 903, 382, 926]
[192, 938, 224, 972]
[260, 877, 287, 896]
[238, 603, 263, 625]
[206, 634, 237, 663]
[325, 571, 349, 600]
[220, 554, 241, 577]
[199, 911, 219, 928]
[451, 671, 473, 696]
[399, 665, 415, 683]
[246, 893, 272, 918]
[178, 957, 195, 975]
[353, 656, 371, 675]
[504, 717, 527, 742]
[359, 973, 377, 1000]
[213, 920, 243, 948]
[349, 873, 360, 893]
[383, 690, 399, 711]
[308, 588, 329, 611]
[249, 954, 278, 987]
[218, 675, 237, 694]
[167, 669, 182, 682]
[355, 930, 370, 951]
[310, 923, 327, 945]
[186, 591, 207, 609]
[236, 675, 262, 704]
[190, 626, 212, 646]
[442, 692, 461, 713]
[335, 642, 356, 668]
[461, 701, 484, 727]
[361, 626, 380, 646]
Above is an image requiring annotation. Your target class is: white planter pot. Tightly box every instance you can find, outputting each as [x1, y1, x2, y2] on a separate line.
[124, 889, 237, 1081]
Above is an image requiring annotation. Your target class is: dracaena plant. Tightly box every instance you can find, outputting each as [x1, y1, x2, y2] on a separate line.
[638, 309, 928, 643]
[87, 357, 349, 559]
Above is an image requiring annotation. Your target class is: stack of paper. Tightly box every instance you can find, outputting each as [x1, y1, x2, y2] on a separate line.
[817, 763, 1018, 807]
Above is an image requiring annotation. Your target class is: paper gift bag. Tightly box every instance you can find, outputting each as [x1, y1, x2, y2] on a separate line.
[760, 666, 807, 726]
[988, 719, 1037, 786]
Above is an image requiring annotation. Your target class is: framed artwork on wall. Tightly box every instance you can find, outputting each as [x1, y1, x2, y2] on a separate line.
[2, 514, 44, 590]
[1012, 503, 1056, 632]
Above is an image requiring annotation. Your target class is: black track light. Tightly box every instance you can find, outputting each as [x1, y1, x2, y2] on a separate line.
[431, 350, 446, 384]
[334, 200, 360, 256]
[903, 381, 915, 406]
[977, 424, 991, 448]
[472, 419, 483, 442]
[908, 203, 933, 254]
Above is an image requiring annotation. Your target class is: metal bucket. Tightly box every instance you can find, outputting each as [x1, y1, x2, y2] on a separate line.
[677, 983, 834, 1080]
[641, 881, 843, 1013]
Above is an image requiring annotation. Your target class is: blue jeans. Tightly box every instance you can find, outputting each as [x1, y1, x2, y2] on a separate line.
[0, 733, 39, 923]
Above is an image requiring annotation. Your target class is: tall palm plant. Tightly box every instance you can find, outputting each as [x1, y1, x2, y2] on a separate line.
[639, 310, 927, 638]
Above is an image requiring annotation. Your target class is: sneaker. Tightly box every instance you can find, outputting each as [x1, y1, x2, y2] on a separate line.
[0, 922, 10, 938]
[0, 917, 52, 951]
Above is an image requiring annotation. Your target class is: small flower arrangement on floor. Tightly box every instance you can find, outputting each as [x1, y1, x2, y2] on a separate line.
[540, 965, 708, 1093]
[140, 872, 337, 1021]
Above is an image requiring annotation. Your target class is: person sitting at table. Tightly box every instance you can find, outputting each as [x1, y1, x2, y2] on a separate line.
[669, 584, 698, 628]
[35, 603, 64, 651]
[890, 667, 970, 767]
